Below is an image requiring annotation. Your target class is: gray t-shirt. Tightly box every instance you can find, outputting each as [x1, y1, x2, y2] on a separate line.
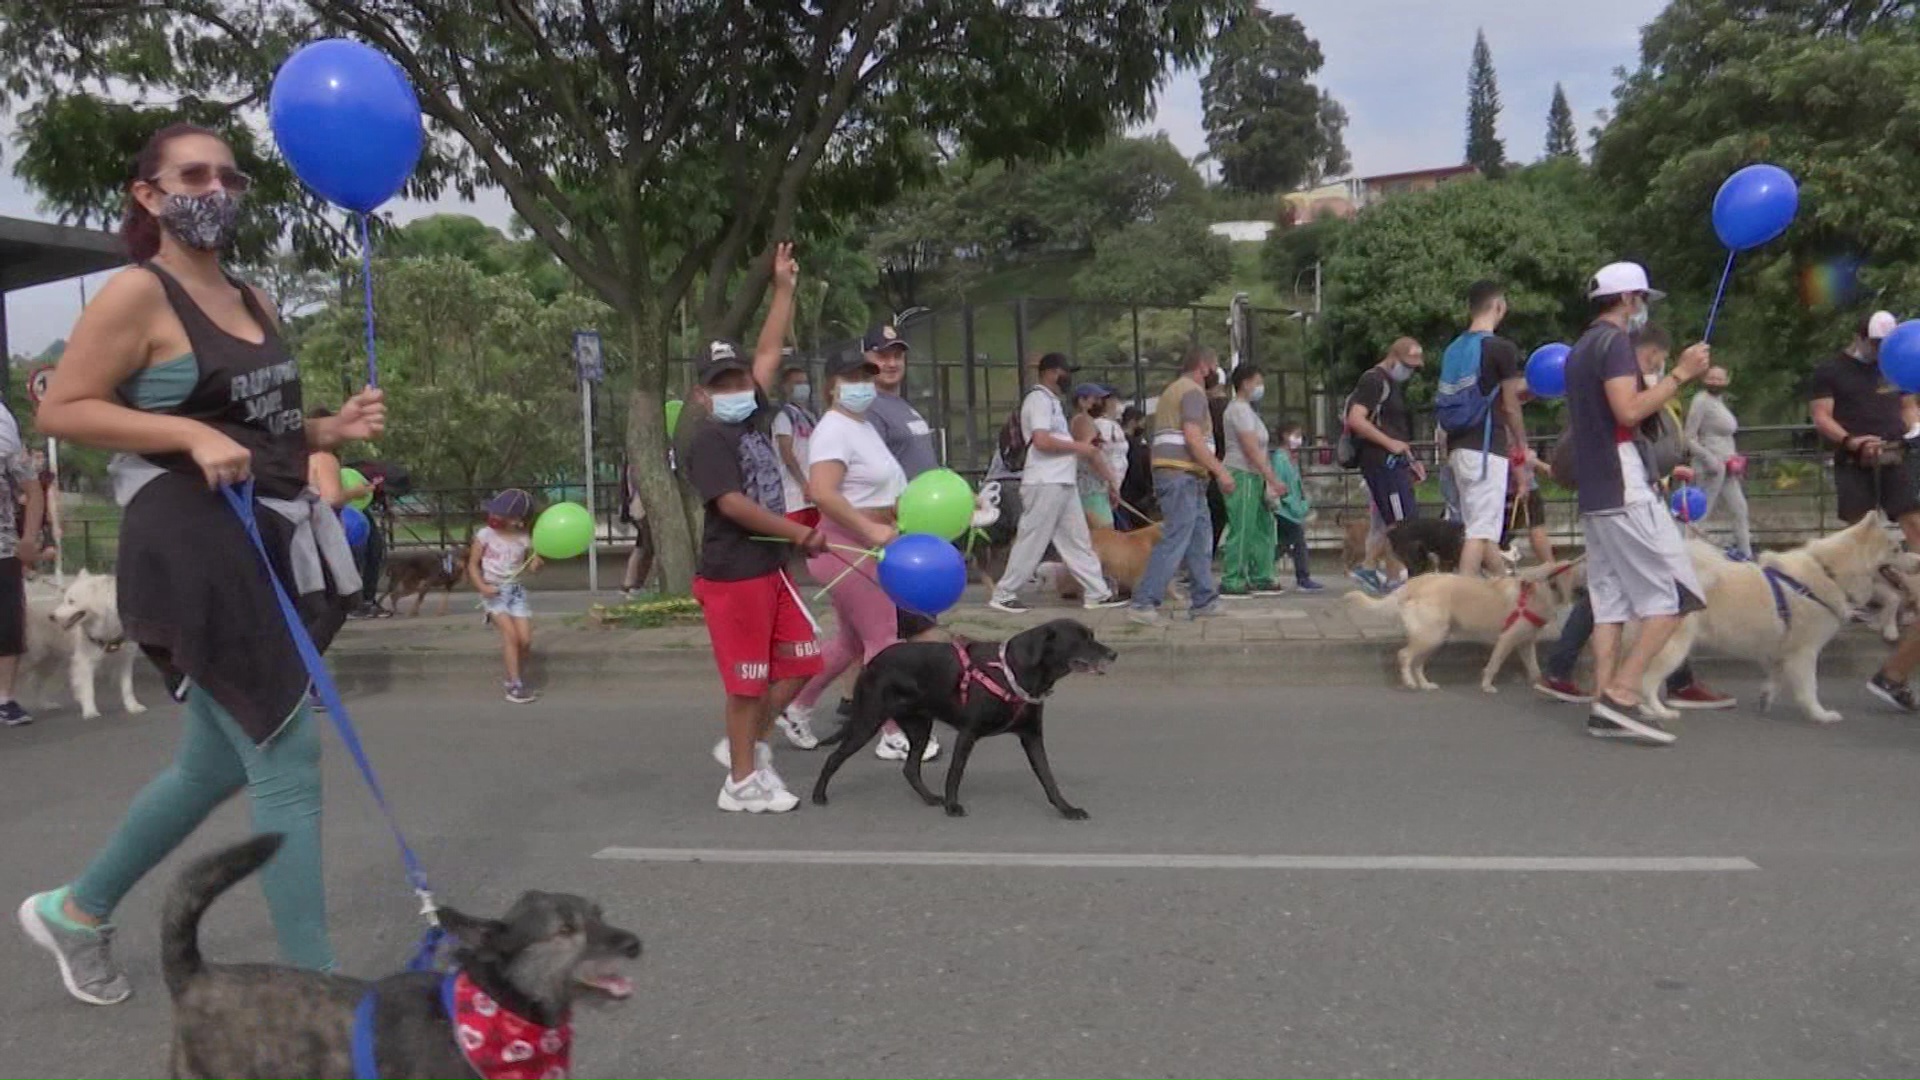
[0, 447, 37, 558]
[866, 391, 938, 479]
[1564, 321, 1640, 515]
[1221, 398, 1266, 472]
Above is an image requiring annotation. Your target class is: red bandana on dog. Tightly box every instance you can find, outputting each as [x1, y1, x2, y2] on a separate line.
[448, 969, 572, 1080]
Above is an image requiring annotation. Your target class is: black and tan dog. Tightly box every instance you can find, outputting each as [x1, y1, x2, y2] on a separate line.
[811, 619, 1116, 819]
[164, 835, 639, 1079]
[380, 539, 471, 617]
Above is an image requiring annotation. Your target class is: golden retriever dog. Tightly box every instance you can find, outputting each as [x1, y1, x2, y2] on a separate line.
[1639, 513, 1897, 724]
[1346, 561, 1585, 693]
[1046, 522, 1165, 602]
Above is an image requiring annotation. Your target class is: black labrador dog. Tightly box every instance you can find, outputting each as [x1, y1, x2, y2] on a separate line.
[811, 619, 1116, 819]
[1389, 518, 1465, 577]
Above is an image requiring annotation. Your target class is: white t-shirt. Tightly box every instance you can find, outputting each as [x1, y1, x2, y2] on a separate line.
[1094, 416, 1128, 487]
[474, 526, 531, 585]
[1020, 386, 1077, 485]
[1221, 398, 1267, 472]
[770, 405, 814, 510]
[809, 410, 906, 509]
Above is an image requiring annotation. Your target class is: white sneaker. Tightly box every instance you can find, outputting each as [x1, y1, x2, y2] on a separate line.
[717, 769, 800, 813]
[712, 739, 781, 788]
[875, 728, 940, 761]
[775, 705, 820, 749]
[1083, 596, 1127, 610]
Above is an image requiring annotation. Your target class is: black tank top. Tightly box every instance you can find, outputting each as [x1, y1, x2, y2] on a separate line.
[134, 264, 308, 499]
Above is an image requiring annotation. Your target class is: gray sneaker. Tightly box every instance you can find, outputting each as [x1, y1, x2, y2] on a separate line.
[18, 890, 131, 1005]
[1188, 601, 1225, 620]
[1126, 606, 1162, 627]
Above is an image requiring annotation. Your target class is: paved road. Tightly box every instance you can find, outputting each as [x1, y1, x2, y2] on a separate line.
[4, 671, 1920, 1078]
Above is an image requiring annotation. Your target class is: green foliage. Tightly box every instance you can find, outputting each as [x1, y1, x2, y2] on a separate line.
[1262, 214, 1349, 300]
[1201, 8, 1348, 194]
[592, 596, 703, 629]
[1072, 211, 1231, 306]
[1317, 166, 1609, 386]
[1545, 84, 1578, 160]
[1465, 30, 1506, 179]
[1592, 0, 1920, 416]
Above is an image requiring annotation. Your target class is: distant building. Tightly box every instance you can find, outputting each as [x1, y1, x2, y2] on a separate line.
[1279, 164, 1481, 225]
[1209, 220, 1276, 243]
[1358, 163, 1480, 202]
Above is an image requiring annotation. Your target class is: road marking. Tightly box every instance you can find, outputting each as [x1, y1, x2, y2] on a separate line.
[593, 848, 1758, 872]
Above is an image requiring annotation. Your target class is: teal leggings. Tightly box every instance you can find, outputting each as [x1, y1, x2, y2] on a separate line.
[70, 687, 330, 970]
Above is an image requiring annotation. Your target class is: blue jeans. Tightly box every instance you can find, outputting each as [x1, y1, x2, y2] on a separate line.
[1544, 591, 1693, 692]
[1132, 471, 1218, 611]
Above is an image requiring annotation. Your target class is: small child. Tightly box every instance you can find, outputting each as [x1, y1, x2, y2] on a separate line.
[468, 488, 542, 704]
[1269, 420, 1323, 592]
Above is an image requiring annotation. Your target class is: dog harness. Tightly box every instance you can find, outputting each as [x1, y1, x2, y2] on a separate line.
[351, 968, 572, 1080]
[1763, 565, 1841, 628]
[1502, 564, 1575, 632]
[952, 639, 1044, 727]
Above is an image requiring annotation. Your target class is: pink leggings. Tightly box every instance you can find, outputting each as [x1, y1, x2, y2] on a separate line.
[794, 519, 898, 709]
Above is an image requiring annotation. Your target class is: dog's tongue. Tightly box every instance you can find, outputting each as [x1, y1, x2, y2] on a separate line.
[580, 973, 634, 999]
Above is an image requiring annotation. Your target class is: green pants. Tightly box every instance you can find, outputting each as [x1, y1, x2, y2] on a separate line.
[71, 688, 331, 970]
[1221, 469, 1278, 591]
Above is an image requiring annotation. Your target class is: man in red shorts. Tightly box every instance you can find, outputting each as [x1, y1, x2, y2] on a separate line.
[683, 243, 826, 813]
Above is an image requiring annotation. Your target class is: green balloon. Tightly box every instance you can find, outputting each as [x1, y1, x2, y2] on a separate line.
[665, 399, 683, 436]
[532, 501, 595, 560]
[896, 468, 974, 541]
[339, 467, 374, 511]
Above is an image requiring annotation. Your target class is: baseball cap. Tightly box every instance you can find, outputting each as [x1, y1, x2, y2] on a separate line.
[1036, 353, 1079, 375]
[1587, 261, 1667, 302]
[1867, 311, 1898, 340]
[486, 488, 533, 520]
[861, 323, 910, 353]
[1072, 382, 1116, 400]
[826, 353, 880, 378]
[695, 339, 751, 384]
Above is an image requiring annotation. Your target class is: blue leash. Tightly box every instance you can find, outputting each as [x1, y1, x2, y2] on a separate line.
[219, 482, 443, 952]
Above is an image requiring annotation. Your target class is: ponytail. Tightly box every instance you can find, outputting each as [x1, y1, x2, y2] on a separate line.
[121, 121, 221, 263]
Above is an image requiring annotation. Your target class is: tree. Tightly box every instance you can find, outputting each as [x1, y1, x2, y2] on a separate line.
[1593, 0, 1920, 413]
[1201, 9, 1349, 194]
[1317, 165, 1607, 387]
[1545, 84, 1578, 160]
[0, 0, 1232, 592]
[1261, 213, 1349, 303]
[1072, 210, 1231, 306]
[1465, 29, 1506, 178]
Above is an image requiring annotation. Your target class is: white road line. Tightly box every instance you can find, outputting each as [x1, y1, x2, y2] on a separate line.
[592, 848, 1758, 872]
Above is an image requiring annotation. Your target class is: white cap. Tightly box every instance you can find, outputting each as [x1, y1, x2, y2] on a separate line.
[1867, 311, 1898, 340]
[1587, 261, 1666, 302]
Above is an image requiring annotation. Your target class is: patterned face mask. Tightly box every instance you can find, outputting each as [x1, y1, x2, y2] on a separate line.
[158, 190, 242, 252]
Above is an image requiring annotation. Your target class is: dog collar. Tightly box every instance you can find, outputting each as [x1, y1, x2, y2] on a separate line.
[445, 968, 572, 1080]
[995, 642, 1045, 704]
[89, 635, 124, 653]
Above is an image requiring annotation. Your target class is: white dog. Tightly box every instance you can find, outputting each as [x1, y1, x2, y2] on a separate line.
[1346, 560, 1585, 692]
[22, 571, 146, 720]
[1639, 514, 1897, 724]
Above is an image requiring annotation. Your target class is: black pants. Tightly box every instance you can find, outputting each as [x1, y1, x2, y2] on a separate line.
[355, 519, 386, 608]
[0, 557, 23, 657]
[1274, 518, 1313, 583]
[1544, 591, 1692, 691]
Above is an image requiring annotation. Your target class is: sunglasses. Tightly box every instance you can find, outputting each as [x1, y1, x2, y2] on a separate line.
[149, 162, 252, 194]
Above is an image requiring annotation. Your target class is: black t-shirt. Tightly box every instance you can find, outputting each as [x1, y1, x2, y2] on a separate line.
[1448, 335, 1523, 454]
[1350, 367, 1410, 470]
[1806, 351, 1906, 464]
[683, 400, 788, 581]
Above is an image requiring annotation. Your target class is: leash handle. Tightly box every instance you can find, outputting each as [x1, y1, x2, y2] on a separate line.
[219, 482, 434, 904]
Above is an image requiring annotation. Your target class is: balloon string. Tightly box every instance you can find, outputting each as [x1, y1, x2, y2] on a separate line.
[748, 535, 876, 558]
[1702, 250, 1737, 344]
[358, 212, 379, 388]
[814, 549, 876, 602]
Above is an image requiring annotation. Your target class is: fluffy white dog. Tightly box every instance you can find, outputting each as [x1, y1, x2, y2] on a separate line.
[22, 570, 146, 720]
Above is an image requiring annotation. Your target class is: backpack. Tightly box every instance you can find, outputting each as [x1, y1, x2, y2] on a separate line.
[994, 385, 1048, 474]
[1434, 331, 1494, 436]
[1335, 374, 1391, 469]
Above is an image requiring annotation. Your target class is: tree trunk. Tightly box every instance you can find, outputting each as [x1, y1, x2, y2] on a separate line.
[623, 310, 698, 594]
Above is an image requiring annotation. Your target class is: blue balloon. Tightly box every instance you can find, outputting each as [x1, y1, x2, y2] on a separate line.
[270, 40, 423, 212]
[1525, 342, 1570, 399]
[1670, 485, 1709, 523]
[340, 505, 371, 549]
[1712, 164, 1799, 252]
[1882, 321, 1920, 393]
[877, 534, 967, 616]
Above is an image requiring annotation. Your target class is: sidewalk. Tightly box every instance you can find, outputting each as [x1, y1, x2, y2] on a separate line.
[327, 576, 1899, 691]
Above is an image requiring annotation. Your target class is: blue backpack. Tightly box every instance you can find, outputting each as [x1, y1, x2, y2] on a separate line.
[1434, 330, 1493, 436]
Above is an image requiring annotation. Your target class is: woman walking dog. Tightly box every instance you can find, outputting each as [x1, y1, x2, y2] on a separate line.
[17, 123, 381, 1003]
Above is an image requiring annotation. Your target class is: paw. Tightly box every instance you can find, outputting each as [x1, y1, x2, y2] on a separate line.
[1059, 806, 1090, 821]
[810, 793, 829, 806]
[125, 702, 147, 716]
[921, 793, 944, 807]
[1480, 683, 1499, 695]
[944, 802, 968, 817]
[1812, 709, 1844, 726]
[81, 709, 101, 720]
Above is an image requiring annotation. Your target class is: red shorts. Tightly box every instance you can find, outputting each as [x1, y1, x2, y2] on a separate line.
[692, 570, 822, 697]
[786, 507, 821, 529]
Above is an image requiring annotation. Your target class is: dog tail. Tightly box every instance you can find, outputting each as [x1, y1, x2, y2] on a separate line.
[161, 833, 285, 998]
[1342, 588, 1402, 617]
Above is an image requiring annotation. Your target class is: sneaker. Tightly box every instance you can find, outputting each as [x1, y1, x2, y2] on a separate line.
[1294, 579, 1326, 594]
[164, 671, 192, 703]
[987, 597, 1032, 614]
[1669, 683, 1737, 711]
[1219, 587, 1251, 598]
[504, 682, 538, 705]
[0, 701, 33, 727]
[775, 705, 820, 749]
[1588, 697, 1677, 745]
[876, 728, 939, 762]
[1251, 584, 1288, 597]
[1585, 717, 1641, 740]
[17, 889, 131, 1005]
[1083, 596, 1127, 611]
[1533, 676, 1595, 704]
[1867, 672, 1919, 713]
[711, 738, 781, 788]
[717, 770, 799, 813]
[1188, 601, 1224, 620]
[1126, 606, 1162, 627]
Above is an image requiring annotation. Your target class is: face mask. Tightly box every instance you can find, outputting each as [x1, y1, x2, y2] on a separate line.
[1626, 299, 1650, 332]
[1387, 361, 1414, 383]
[837, 381, 877, 414]
[158, 189, 242, 252]
[788, 383, 811, 405]
[1643, 370, 1665, 388]
[710, 390, 757, 424]
[1249, 385, 1266, 403]
[1286, 435, 1304, 450]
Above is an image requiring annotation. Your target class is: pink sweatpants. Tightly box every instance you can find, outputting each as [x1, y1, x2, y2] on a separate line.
[793, 518, 898, 709]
